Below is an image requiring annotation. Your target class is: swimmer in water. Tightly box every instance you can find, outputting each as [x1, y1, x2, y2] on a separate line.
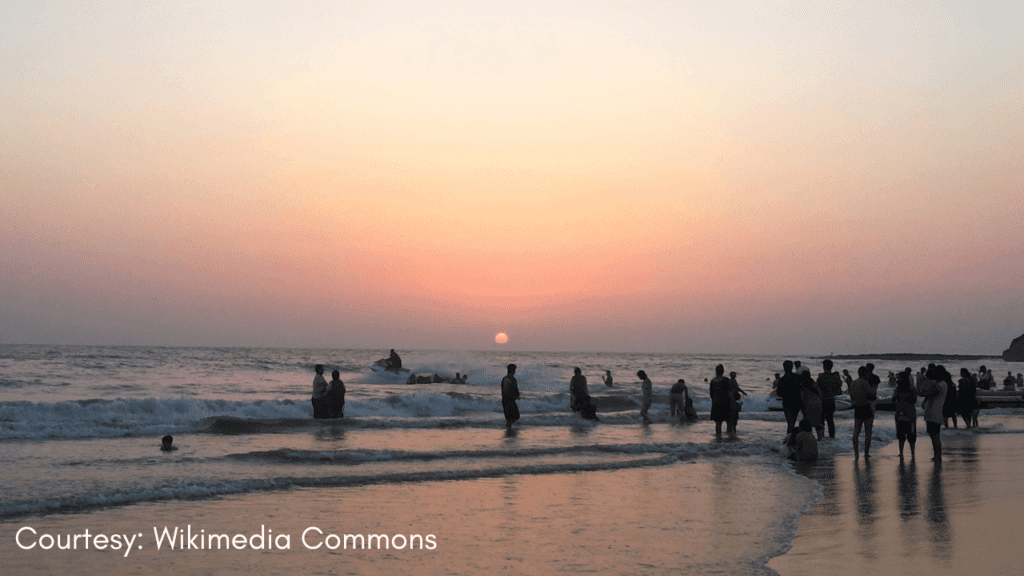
[161, 435, 177, 451]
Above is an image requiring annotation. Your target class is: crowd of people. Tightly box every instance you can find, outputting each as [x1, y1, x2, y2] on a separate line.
[308, 355, 1023, 461]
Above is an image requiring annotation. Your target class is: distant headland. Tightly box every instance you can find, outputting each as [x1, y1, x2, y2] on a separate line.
[1003, 333, 1024, 362]
[824, 353, 999, 361]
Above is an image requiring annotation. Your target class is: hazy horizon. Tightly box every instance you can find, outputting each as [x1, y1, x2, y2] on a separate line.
[3, 1, 1023, 356]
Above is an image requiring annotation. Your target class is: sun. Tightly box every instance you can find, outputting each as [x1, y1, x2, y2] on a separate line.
[494, 332, 509, 344]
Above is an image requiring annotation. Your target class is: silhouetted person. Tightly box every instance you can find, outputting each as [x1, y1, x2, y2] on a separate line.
[865, 362, 881, 390]
[800, 370, 823, 440]
[958, 367, 979, 429]
[787, 419, 818, 462]
[709, 364, 736, 436]
[161, 435, 177, 451]
[919, 367, 947, 463]
[386, 349, 402, 371]
[938, 365, 958, 428]
[569, 367, 589, 412]
[978, 365, 993, 390]
[776, 361, 803, 434]
[637, 370, 653, 424]
[892, 371, 918, 460]
[729, 372, 749, 397]
[501, 364, 520, 429]
[669, 379, 687, 420]
[311, 364, 330, 419]
[849, 366, 877, 458]
[327, 369, 346, 418]
[1004, 371, 1017, 390]
[818, 359, 843, 438]
[603, 370, 614, 388]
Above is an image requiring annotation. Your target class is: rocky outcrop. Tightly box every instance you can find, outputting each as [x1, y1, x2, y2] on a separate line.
[1003, 333, 1024, 362]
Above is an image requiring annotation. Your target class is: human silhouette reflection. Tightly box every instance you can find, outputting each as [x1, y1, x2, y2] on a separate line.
[852, 458, 877, 559]
[896, 460, 918, 521]
[927, 464, 953, 564]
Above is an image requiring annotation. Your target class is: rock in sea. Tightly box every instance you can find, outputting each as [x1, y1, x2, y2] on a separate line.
[1003, 333, 1024, 362]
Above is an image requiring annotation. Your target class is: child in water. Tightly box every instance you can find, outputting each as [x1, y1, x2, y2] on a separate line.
[160, 435, 177, 451]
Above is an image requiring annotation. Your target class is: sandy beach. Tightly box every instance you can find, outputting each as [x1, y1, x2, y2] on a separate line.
[771, 421, 1024, 575]
[3, 455, 814, 575]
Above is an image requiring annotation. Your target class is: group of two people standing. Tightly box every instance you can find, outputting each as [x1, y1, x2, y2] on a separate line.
[311, 364, 346, 419]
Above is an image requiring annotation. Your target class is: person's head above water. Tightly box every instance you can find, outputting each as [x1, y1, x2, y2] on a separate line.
[161, 435, 174, 451]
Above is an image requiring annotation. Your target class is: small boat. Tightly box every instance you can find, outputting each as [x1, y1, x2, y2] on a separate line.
[875, 388, 1024, 411]
[977, 389, 1024, 409]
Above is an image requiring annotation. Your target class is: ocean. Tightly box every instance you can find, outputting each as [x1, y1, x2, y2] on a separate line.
[2, 345, 1022, 575]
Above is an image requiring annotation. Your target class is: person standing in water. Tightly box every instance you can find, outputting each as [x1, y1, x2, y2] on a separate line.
[776, 361, 803, 434]
[919, 367, 947, 463]
[603, 370, 614, 388]
[327, 369, 346, 418]
[958, 367, 979, 429]
[799, 369, 824, 440]
[569, 367, 589, 412]
[669, 379, 687, 421]
[501, 364, 520, 429]
[892, 371, 918, 460]
[817, 359, 844, 438]
[637, 370, 653, 424]
[311, 364, 330, 419]
[709, 364, 735, 436]
[849, 366, 878, 458]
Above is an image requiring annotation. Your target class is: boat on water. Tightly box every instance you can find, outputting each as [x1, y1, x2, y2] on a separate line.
[872, 388, 1024, 411]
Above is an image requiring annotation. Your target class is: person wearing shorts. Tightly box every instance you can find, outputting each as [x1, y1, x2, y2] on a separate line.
[892, 371, 918, 459]
[848, 366, 878, 458]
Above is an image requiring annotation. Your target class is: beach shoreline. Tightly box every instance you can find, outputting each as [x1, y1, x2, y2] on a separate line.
[770, 419, 1024, 576]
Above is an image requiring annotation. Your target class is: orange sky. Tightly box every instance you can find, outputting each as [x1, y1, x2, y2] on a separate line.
[2, 1, 1022, 353]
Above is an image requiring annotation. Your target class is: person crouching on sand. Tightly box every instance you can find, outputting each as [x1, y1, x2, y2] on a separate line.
[786, 419, 818, 462]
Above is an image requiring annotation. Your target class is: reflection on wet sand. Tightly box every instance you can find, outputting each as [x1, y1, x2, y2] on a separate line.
[770, 432, 1023, 576]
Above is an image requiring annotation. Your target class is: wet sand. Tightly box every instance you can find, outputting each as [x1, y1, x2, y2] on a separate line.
[3, 456, 813, 576]
[770, 429, 1024, 575]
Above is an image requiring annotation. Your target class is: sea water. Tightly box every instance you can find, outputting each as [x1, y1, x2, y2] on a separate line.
[1, 345, 1020, 574]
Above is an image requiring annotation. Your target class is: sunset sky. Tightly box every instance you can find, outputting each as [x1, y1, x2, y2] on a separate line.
[2, 1, 1022, 354]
